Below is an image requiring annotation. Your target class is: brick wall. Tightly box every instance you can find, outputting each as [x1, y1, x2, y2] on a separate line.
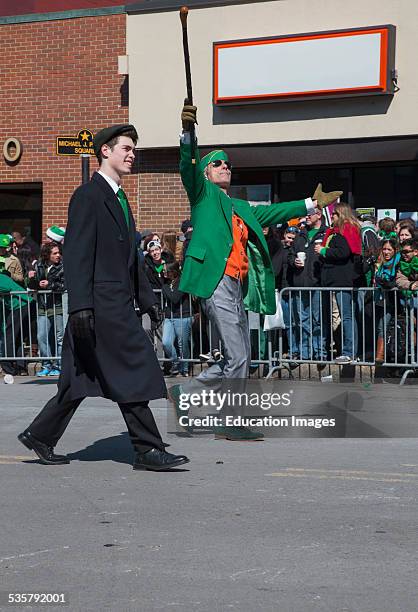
[0, 13, 191, 239]
[0, 14, 133, 232]
[138, 147, 190, 234]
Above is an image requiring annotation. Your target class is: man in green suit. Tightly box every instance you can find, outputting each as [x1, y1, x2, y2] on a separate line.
[172, 102, 341, 440]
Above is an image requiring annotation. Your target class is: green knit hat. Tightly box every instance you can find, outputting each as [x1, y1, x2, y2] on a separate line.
[0, 233, 11, 248]
[201, 149, 229, 169]
[46, 225, 66, 243]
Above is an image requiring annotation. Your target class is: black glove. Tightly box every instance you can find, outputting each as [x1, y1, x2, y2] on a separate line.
[69, 309, 95, 339]
[148, 303, 163, 331]
[375, 277, 392, 290]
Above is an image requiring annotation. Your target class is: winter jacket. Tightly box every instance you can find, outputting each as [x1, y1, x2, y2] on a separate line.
[319, 233, 357, 287]
[271, 244, 293, 290]
[374, 254, 400, 309]
[5, 255, 24, 285]
[162, 280, 192, 318]
[288, 223, 328, 287]
[319, 224, 362, 288]
[27, 260, 65, 316]
[144, 251, 175, 291]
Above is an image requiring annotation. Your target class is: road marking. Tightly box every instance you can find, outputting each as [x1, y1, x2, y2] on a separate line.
[267, 467, 418, 484]
[0, 546, 70, 563]
[0, 455, 34, 464]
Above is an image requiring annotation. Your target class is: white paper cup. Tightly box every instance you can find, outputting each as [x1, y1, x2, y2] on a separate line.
[297, 252, 306, 265]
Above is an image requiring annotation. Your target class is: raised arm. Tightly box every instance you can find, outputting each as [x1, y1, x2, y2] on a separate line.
[179, 101, 206, 207]
[252, 183, 342, 228]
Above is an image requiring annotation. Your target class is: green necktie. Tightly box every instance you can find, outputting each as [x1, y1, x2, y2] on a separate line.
[117, 187, 130, 227]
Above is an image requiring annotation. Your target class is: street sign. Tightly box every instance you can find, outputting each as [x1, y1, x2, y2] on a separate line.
[56, 129, 94, 155]
[377, 208, 397, 221]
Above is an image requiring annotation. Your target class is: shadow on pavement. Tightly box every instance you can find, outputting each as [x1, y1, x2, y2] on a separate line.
[67, 432, 134, 465]
[20, 379, 59, 385]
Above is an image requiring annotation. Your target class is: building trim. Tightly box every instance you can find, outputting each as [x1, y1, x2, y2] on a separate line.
[0, 6, 125, 25]
[127, 0, 275, 15]
[139, 133, 418, 152]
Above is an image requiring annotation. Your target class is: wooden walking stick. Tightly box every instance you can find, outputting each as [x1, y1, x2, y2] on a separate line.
[180, 6, 196, 163]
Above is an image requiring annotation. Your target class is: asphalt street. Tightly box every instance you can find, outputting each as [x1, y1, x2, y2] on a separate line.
[1, 377, 418, 612]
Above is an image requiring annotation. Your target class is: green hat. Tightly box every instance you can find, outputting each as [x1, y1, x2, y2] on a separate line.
[46, 226, 66, 243]
[93, 124, 138, 157]
[0, 234, 11, 248]
[201, 149, 229, 169]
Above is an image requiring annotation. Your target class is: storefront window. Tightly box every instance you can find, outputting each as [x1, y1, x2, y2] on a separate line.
[353, 165, 418, 211]
[229, 184, 271, 205]
[0, 183, 42, 243]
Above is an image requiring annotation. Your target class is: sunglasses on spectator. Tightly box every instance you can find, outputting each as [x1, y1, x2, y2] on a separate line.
[210, 159, 232, 170]
[286, 227, 299, 234]
[148, 240, 161, 250]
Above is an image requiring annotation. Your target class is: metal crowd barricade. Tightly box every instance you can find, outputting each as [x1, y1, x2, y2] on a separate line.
[0, 289, 65, 367]
[265, 286, 418, 383]
[1, 287, 416, 383]
[145, 289, 272, 375]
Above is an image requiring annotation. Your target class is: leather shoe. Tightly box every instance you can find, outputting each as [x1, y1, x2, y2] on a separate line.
[18, 431, 70, 465]
[133, 448, 190, 471]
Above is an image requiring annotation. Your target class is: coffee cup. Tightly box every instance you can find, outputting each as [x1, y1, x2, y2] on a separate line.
[297, 252, 306, 265]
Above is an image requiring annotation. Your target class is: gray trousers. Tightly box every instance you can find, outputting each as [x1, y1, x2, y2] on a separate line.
[198, 275, 251, 380]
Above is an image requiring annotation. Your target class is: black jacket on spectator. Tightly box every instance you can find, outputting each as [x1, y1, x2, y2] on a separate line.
[271, 244, 293, 290]
[28, 260, 65, 312]
[60, 171, 165, 403]
[162, 281, 192, 318]
[144, 251, 174, 290]
[319, 233, 357, 287]
[288, 223, 327, 287]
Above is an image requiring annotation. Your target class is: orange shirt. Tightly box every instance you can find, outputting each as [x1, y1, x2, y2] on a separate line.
[225, 214, 249, 281]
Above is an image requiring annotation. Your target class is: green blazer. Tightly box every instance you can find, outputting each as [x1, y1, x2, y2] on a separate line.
[179, 140, 308, 314]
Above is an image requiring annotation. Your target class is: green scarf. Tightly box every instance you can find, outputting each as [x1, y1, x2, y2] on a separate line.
[398, 256, 418, 277]
[398, 256, 418, 296]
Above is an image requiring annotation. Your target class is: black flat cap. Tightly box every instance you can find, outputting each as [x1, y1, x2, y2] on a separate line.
[93, 124, 138, 157]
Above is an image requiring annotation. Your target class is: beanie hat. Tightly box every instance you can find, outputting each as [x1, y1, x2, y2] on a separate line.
[0, 234, 12, 248]
[46, 226, 66, 243]
[181, 219, 192, 234]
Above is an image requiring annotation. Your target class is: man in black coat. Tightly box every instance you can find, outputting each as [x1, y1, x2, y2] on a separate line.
[18, 124, 189, 471]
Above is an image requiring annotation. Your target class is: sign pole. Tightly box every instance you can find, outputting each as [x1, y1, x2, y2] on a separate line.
[81, 154, 90, 184]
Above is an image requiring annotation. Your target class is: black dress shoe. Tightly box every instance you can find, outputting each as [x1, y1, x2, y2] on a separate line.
[133, 448, 190, 471]
[18, 431, 70, 465]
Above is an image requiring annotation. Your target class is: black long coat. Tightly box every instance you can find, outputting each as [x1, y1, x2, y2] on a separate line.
[59, 172, 166, 403]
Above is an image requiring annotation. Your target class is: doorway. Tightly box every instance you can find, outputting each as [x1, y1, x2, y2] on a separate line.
[0, 183, 42, 244]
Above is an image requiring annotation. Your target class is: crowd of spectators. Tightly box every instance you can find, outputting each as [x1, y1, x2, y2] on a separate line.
[269, 205, 418, 367]
[0, 227, 66, 383]
[1, 209, 418, 383]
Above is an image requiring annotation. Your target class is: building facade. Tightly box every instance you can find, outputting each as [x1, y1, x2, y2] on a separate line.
[128, 0, 418, 226]
[1, 0, 418, 242]
[0, 3, 133, 243]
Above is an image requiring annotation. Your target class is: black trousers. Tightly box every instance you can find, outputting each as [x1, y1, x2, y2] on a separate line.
[26, 381, 164, 454]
